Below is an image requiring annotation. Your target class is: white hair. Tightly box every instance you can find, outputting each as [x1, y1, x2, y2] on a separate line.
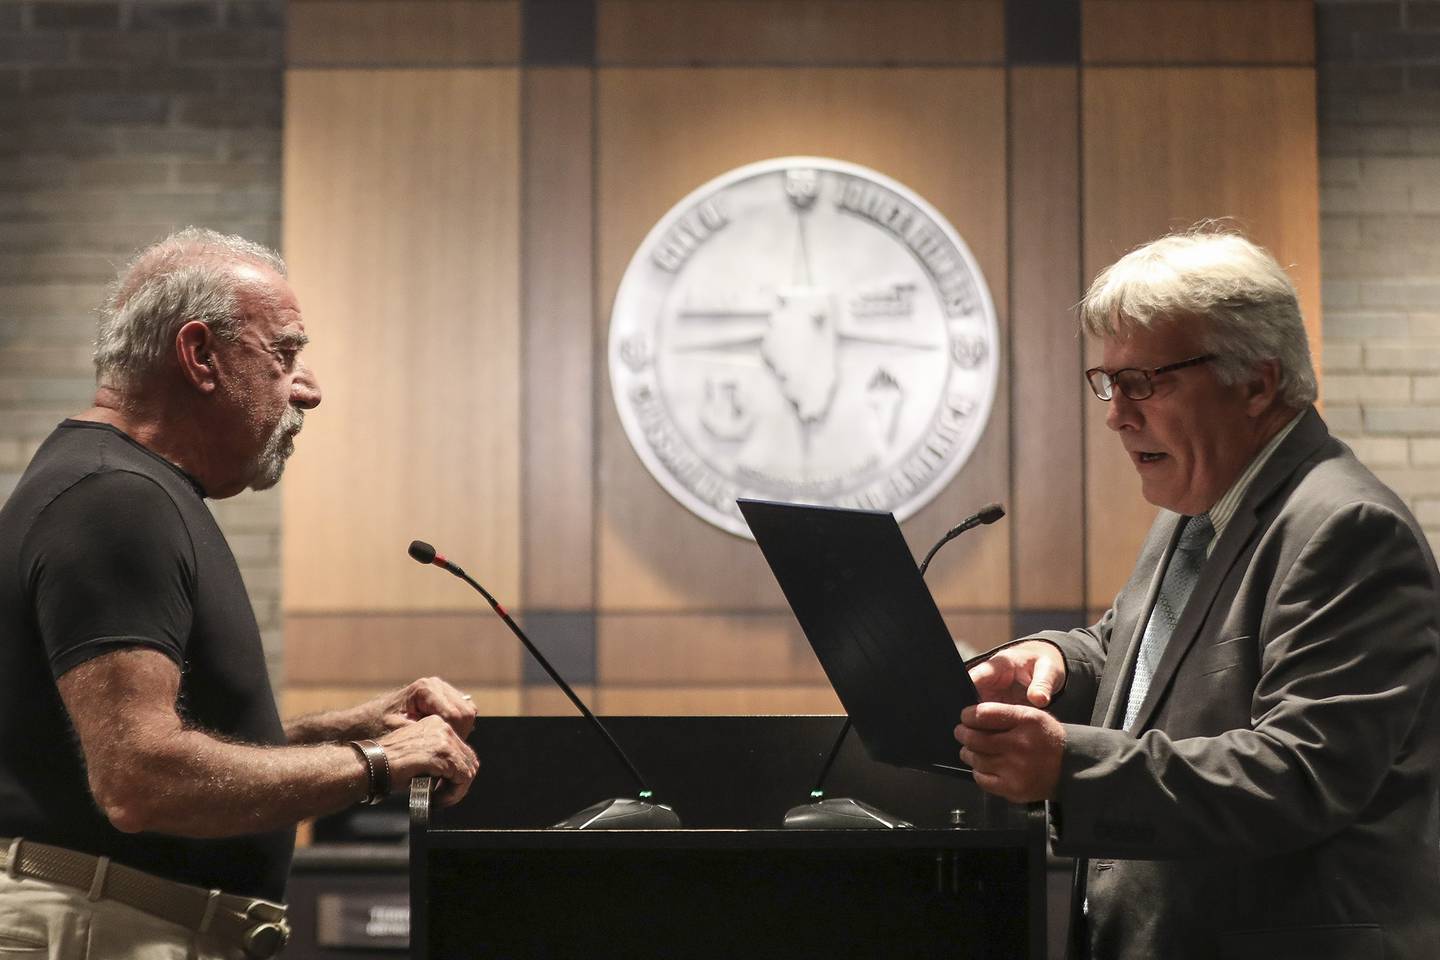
[95, 227, 287, 391]
[1079, 226, 1318, 408]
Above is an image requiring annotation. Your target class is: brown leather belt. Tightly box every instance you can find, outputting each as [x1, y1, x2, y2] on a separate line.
[0, 837, 289, 959]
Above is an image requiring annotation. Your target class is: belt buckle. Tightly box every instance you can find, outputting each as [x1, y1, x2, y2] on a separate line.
[240, 902, 290, 960]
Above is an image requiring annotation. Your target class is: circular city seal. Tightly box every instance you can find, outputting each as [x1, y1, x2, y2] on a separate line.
[609, 156, 999, 538]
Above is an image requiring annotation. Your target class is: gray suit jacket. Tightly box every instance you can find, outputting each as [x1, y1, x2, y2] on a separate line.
[1034, 408, 1440, 960]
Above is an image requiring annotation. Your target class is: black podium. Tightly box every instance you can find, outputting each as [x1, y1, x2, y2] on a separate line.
[409, 716, 1048, 959]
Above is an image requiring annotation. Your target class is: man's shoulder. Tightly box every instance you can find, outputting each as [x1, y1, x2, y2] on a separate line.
[1243, 409, 1404, 519]
[48, 468, 184, 519]
[5, 424, 202, 561]
[18, 421, 198, 509]
[1266, 437, 1435, 574]
[1290, 435, 1410, 518]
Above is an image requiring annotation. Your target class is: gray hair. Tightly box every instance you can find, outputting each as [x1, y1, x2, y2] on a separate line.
[1079, 226, 1317, 408]
[95, 227, 287, 391]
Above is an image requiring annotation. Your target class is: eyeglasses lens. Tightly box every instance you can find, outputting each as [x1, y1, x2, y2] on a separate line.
[1088, 369, 1156, 401]
[1114, 370, 1153, 400]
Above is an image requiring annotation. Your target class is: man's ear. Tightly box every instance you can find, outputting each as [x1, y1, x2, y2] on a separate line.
[1245, 358, 1282, 416]
[175, 320, 219, 393]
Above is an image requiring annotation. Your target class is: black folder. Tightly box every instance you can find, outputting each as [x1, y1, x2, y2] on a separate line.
[738, 498, 977, 776]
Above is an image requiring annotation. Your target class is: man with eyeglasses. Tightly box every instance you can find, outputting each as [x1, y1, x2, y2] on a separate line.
[955, 228, 1440, 959]
[0, 230, 481, 959]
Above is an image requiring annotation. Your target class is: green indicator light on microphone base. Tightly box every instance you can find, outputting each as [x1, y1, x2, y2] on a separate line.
[810, 790, 824, 799]
[639, 790, 653, 799]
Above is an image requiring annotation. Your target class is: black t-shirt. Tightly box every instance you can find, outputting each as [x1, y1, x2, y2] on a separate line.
[0, 420, 294, 901]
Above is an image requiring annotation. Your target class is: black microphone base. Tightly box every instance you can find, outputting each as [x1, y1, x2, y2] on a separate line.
[552, 797, 683, 830]
[782, 797, 912, 829]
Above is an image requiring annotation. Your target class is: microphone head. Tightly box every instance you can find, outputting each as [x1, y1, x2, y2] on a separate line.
[408, 540, 438, 565]
[977, 503, 1005, 525]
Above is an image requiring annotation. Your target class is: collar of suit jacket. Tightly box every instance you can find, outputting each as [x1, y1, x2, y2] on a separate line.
[1204, 410, 1306, 553]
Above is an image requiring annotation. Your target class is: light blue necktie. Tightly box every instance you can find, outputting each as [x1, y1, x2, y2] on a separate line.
[1123, 514, 1214, 731]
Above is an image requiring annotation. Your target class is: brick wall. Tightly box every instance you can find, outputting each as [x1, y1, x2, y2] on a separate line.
[0, 0, 287, 678]
[1318, 0, 1440, 545]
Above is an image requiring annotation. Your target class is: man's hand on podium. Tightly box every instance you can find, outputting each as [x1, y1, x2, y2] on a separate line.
[378, 714, 480, 807]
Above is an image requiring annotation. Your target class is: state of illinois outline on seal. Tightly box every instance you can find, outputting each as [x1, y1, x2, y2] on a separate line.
[608, 157, 1000, 538]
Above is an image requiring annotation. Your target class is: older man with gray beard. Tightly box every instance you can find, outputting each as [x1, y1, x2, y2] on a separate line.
[0, 229, 479, 959]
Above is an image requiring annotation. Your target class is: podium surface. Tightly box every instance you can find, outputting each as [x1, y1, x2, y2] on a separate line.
[410, 716, 1048, 959]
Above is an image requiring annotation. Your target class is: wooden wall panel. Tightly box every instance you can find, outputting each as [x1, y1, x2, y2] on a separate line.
[588, 611, 1009, 714]
[282, 69, 522, 612]
[595, 67, 1010, 614]
[283, 685, 522, 720]
[522, 684, 597, 715]
[1083, 0, 1315, 64]
[597, 0, 1004, 65]
[288, 0, 521, 66]
[522, 68, 596, 609]
[1009, 67, 1085, 611]
[1081, 67, 1321, 608]
[284, 613, 522, 685]
[274, 8, 1320, 718]
[942, 612, 1014, 660]
[597, 685, 842, 716]
[597, 614, 827, 686]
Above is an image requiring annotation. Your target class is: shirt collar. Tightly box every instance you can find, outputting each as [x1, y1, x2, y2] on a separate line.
[1201, 411, 1304, 555]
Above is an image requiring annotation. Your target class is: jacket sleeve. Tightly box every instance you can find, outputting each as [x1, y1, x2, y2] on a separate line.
[1022, 616, 1110, 725]
[1051, 500, 1440, 859]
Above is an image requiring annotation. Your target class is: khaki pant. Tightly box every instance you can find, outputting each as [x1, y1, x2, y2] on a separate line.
[0, 874, 244, 960]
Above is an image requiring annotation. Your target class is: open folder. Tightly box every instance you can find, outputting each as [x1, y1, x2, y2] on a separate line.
[738, 498, 977, 777]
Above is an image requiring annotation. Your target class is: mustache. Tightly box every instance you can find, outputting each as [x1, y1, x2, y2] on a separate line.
[279, 406, 304, 437]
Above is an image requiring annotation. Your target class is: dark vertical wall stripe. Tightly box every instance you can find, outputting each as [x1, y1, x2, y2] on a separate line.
[521, 611, 599, 684]
[1006, 0, 1081, 64]
[523, 0, 596, 65]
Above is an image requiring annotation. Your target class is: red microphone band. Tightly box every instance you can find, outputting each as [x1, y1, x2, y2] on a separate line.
[432, 554, 448, 567]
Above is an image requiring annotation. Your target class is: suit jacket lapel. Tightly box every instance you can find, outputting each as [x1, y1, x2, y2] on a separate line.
[1122, 407, 1331, 732]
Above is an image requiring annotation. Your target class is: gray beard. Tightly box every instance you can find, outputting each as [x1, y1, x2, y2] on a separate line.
[249, 406, 304, 491]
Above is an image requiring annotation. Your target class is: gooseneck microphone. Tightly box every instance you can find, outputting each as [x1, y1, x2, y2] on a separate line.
[408, 540, 681, 829]
[786, 502, 1007, 829]
[916, 502, 1005, 578]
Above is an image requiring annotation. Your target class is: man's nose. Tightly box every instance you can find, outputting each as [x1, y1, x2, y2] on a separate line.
[292, 362, 322, 410]
[1106, 391, 1139, 431]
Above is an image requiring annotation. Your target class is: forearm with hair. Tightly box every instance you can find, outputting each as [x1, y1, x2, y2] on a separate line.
[59, 647, 371, 838]
[105, 732, 367, 837]
[284, 698, 385, 744]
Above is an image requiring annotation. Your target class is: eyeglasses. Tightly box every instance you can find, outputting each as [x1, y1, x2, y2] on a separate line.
[1085, 354, 1216, 401]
